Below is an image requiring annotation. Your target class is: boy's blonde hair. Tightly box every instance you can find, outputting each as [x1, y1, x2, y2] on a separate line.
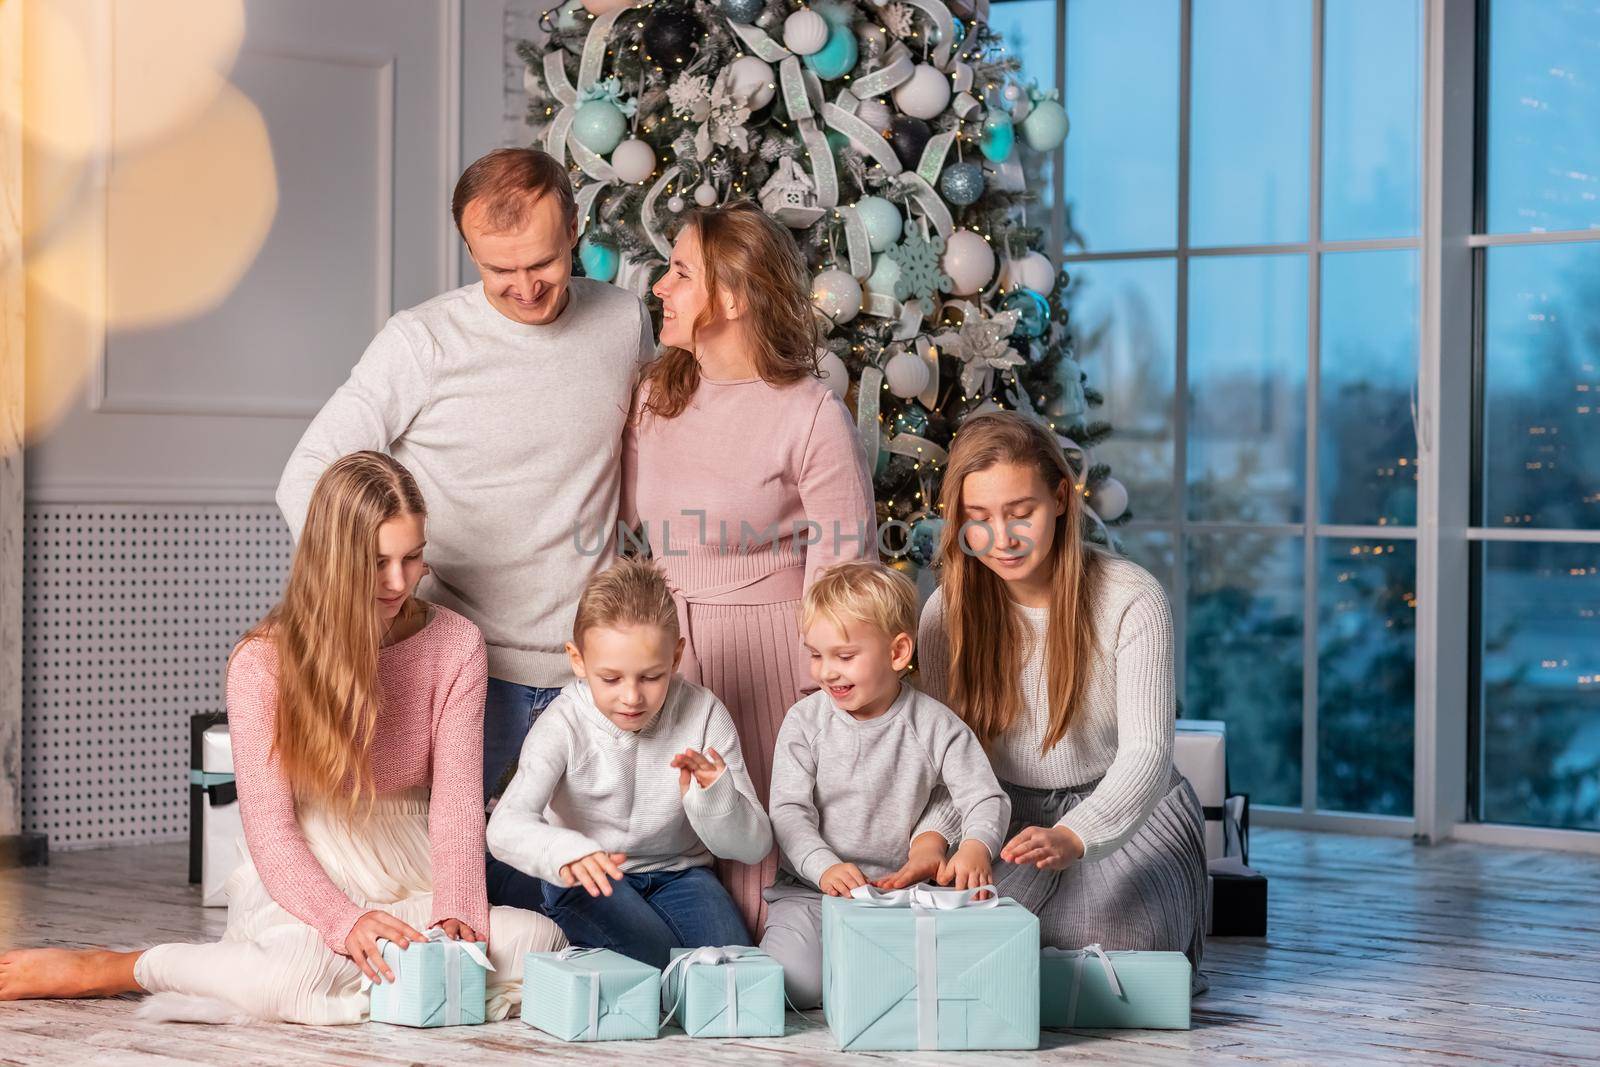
[801, 560, 918, 641]
[573, 558, 679, 648]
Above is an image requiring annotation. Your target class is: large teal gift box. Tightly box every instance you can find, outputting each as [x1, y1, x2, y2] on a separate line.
[522, 947, 660, 1041]
[1039, 946, 1192, 1029]
[821, 885, 1040, 1051]
[662, 946, 786, 1038]
[367, 930, 492, 1027]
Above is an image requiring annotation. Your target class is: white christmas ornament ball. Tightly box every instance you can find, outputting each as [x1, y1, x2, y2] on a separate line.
[728, 55, 776, 110]
[812, 269, 863, 323]
[893, 64, 953, 120]
[783, 9, 829, 55]
[817, 348, 850, 397]
[1004, 250, 1056, 294]
[884, 348, 931, 399]
[667, 194, 686, 213]
[1090, 477, 1129, 521]
[694, 181, 719, 207]
[941, 229, 996, 296]
[610, 138, 656, 183]
[855, 96, 892, 132]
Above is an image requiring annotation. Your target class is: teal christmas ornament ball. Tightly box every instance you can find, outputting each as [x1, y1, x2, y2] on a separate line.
[939, 161, 985, 206]
[578, 234, 620, 282]
[804, 22, 858, 80]
[718, 0, 764, 24]
[1022, 98, 1070, 152]
[865, 251, 901, 299]
[1002, 288, 1051, 338]
[979, 112, 1015, 163]
[892, 402, 930, 437]
[572, 99, 626, 155]
[907, 517, 944, 567]
[856, 196, 903, 252]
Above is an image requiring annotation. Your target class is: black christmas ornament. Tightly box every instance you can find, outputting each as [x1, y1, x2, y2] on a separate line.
[642, 7, 705, 70]
[886, 116, 933, 170]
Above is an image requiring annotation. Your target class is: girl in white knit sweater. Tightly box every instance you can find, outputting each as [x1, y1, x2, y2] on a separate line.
[486, 559, 771, 967]
[915, 412, 1208, 990]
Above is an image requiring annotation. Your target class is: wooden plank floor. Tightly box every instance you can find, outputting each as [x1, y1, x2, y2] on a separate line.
[2, 829, 1598, 1066]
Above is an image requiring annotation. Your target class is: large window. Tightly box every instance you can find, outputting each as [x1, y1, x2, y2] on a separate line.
[1057, 0, 1424, 819]
[1004, 0, 1600, 841]
[1472, 0, 1600, 832]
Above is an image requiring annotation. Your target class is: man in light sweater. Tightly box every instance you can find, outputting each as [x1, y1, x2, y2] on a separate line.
[276, 148, 655, 908]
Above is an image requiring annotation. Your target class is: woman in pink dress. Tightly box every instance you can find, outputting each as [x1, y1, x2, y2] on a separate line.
[623, 201, 876, 933]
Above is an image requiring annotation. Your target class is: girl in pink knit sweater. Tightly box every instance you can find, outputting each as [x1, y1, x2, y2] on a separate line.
[0, 453, 564, 1021]
[623, 201, 877, 934]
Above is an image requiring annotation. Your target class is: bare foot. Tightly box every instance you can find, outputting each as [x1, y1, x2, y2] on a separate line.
[0, 948, 142, 1000]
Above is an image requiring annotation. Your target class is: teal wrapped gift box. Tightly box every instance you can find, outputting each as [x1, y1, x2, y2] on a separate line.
[367, 932, 491, 1027]
[522, 947, 660, 1041]
[1040, 946, 1192, 1029]
[663, 946, 786, 1038]
[821, 889, 1040, 1051]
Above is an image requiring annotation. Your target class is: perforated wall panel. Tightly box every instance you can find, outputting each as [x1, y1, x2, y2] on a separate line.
[22, 506, 291, 850]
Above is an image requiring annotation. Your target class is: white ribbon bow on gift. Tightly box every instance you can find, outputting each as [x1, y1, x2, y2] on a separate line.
[1042, 943, 1125, 1027]
[846, 882, 1001, 1049]
[362, 928, 495, 1026]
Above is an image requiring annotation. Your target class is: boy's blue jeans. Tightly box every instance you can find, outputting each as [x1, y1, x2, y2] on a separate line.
[539, 866, 752, 969]
[484, 678, 561, 911]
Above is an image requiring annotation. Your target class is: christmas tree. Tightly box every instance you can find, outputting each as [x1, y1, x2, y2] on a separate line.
[522, 0, 1129, 567]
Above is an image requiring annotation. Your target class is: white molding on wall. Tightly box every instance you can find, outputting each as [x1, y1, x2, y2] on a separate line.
[27, 479, 284, 506]
[89, 45, 399, 420]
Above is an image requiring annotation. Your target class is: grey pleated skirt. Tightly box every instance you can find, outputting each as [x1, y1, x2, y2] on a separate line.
[995, 766, 1209, 994]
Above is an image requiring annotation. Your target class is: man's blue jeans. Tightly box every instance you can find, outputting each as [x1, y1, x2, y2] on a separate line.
[484, 677, 561, 912]
[539, 866, 752, 968]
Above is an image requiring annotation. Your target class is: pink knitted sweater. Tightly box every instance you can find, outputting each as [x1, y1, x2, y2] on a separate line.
[225, 605, 490, 953]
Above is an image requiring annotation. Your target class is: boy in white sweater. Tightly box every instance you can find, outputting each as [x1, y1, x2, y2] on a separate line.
[760, 561, 1010, 1007]
[486, 559, 771, 966]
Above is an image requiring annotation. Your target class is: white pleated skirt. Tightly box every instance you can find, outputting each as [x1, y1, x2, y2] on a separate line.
[135, 788, 565, 1025]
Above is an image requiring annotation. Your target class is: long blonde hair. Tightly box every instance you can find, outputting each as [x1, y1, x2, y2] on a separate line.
[936, 412, 1104, 752]
[241, 451, 427, 809]
[640, 199, 820, 419]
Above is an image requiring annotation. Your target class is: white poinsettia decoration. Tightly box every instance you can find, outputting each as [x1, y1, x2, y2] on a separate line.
[667, 73, 712, 119]
[694, 69, 753, 159]
[880, 2, 915, 38]
[935, 304, 1024, 397]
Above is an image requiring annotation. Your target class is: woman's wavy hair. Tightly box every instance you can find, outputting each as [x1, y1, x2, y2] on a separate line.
[239, 451, 426, 811]
[640, 199, 820, 419]
[935, 412, 1106, 753]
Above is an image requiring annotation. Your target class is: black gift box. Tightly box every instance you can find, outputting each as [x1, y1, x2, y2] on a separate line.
[188, 711, 230, 884]
[1208, 860, 1268, 937]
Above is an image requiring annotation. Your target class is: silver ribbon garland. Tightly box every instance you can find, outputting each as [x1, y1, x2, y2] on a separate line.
[857, 364, 884, 475]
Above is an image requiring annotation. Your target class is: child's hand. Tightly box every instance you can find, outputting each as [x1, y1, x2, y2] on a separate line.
[559, 851, 628, 897]
[670, 747, 727, 795]
[936, 839, 994, 897]
[873, 830, 948, 890]
[820, 862, 869, 897]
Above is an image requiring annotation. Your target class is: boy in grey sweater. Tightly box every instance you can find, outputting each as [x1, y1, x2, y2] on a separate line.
[760, 562, 1010, 1008]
